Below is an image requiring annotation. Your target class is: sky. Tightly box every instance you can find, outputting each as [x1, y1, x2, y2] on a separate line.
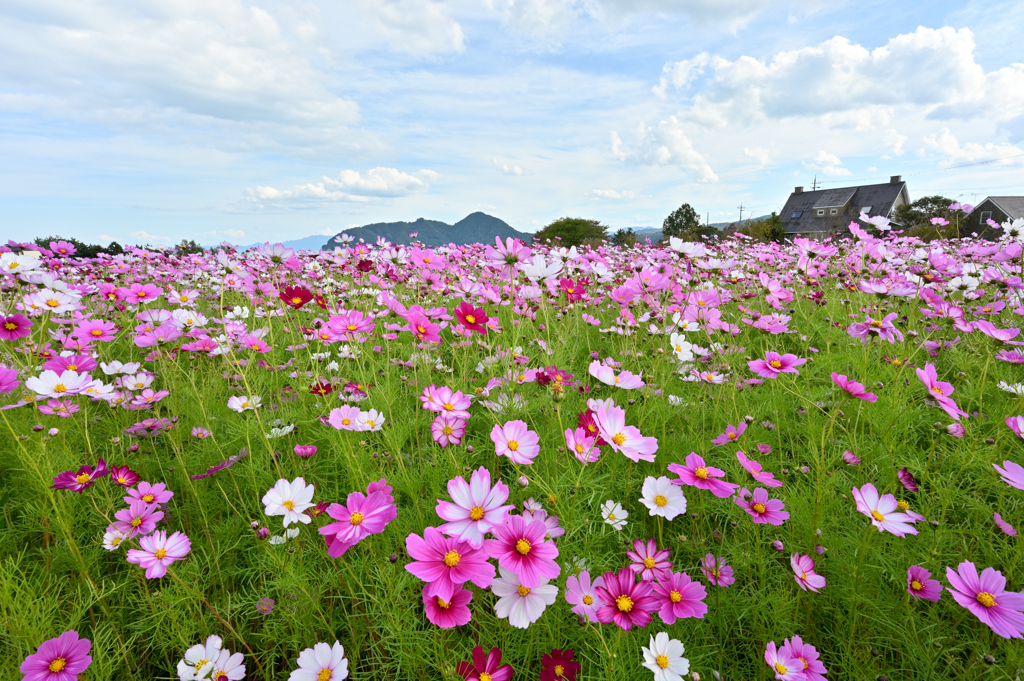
[2, 0, 1024, 247]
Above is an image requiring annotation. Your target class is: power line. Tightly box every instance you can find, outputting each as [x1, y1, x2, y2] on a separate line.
[817, 151, 1024, 185]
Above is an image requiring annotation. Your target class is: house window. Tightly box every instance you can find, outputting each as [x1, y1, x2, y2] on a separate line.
[980, 211, 992, 222]
[816, 209, 825, 217]
[861, 206, 872, 213]
[829, 208, 838, 216]
[792, 211, 802, 218]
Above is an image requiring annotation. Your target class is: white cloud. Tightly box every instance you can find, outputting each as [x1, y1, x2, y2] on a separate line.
[610, 119, 718, 182]
[804, 150, 850, 176]
[922, 128, 1024, 163]
[206, 229, 246, 238]
[129, 231, 172, 243]
[743, 146, 772, 165]
[96, 234, 113, 242]
[592, 189, 635, 199]
[365, 0, 465, 55]
[248, 167, 437, 205]
[492, 158, 526, 175]
[653, 53, 710, 98]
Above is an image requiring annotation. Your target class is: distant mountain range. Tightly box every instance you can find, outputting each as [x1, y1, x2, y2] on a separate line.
[621, 215, 773, 240]
[322, 212, 529, 249]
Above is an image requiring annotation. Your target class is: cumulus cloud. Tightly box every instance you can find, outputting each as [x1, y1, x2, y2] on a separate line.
[492, 158, 526, 175]
[610, 119, 718, 182]
[365, 0, 465, 54]
[922, 128, 1024, 163]
[804, 150, 850, 176]
[653, 53, 710, 98]
[129, 231, 172, 243]
[743, 146, 772, 165]
[248, 167, 438, 205]
[591, 189, 635, 199]
[207, 230, 246, 238]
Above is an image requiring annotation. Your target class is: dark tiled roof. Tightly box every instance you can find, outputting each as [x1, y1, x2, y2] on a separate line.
[986, 197, 1024, 220]
[780, 181, 908, 234]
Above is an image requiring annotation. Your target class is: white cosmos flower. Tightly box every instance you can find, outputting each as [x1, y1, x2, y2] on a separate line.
[288, 641, 349, 681]
[357, 409, 385, 431]
[640, 476, 687, 520]
[24, 370, 93, 398]
[262, 478, 315, 528]
[491, 567, 558, 629]
[102, 528, 129, 551]
[227, 395, 261, 412]
[177, 635, 223, 681]
[641, 632, 690, 681]
[601, 500, 628, 530]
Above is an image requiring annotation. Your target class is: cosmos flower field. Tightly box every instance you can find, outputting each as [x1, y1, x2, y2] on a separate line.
[3, 220, 1024, 681]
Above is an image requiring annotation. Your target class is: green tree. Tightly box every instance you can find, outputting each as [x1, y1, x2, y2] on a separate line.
[174, 239, 205, 255]
[893, 195, 956, 237]
[610, 228, 637, 247]
[532, 217, 608, 247]
[33, 235, 124, 258]
[662, 203, 700, 239]
[727, 212, 785, 243]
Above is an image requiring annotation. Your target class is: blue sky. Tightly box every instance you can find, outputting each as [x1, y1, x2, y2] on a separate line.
[2, 0, 1023, 246]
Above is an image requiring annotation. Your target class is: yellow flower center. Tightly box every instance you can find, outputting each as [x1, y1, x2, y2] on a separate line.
[515, 539, 531, 555]
[897, 500, 909, 511]
[643, 557, 656, 569]
[931, 387, 944, 396]
[350, 512, 364, 525]
[654, 494, 668, 507]
[775, 663, 788, 674]
[436, 597, 450, 609]
[911, 579, 923, 591]
[517, 584, 531, 596]
[769, 360, 782, 369]
[583, 595, 593, 605]
[575, 444, 585, 454]
[291, 297, 303, 305]
[131, 518, 142, 527]
[117, 476, 127, 484]
[48, 658, 67, 672]
[465, 314, 476, 324]
[443, 425, 453, 435]
[669, 590, 682, 603]
[53, 383, 67, 393]
[612, 433, 626, 446]
[615, 595, 634, 612]
[346, 324, 357, 331]
[75, 473, 91, 484]
[976, 592, 996, 608]
[317, 668, 332, 681]
[727, 432, 737, 439]
[753, 503, 766, 514]
[871, 510, 885, 522]
[554, 664, 565, 676]
[443, 402, 454, 411]
[444, 550, 460, 567]
[283, 500, 295, 510]
[143, 494, 155, 503]
[480, 674, 492, 681]
[507, 440, 519, 451]
[111, 536, 122, 547]
[656, 654, 669, 670]
[46, 299, 60, 307]
[470, 506, 485, 521]
[154, 548, 167, 559]
[695, 467, 709, 480]
[341, 418, 351, 426]
[3, 322, 15, 330]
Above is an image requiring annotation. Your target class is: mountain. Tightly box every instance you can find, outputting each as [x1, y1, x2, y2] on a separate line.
[321, 212, 530, 249]
[243, 234, 335, 252]
[615, 215, 773, 242]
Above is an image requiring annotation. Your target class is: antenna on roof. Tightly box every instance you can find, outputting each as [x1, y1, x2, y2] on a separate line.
[737, 203, 745, 222]
[811, 175, 819, 191]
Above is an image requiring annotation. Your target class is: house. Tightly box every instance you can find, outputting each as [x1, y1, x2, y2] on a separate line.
[964, 196, 1024, 236]
[779, 176, 910, 237]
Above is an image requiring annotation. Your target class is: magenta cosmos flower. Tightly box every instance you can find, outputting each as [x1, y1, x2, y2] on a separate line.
[626, 538, 673, 582]
[484, 515, 559, 588]
[454, 301, 489, 335]
[113, 499, 164, 538]
[848, 312, 903, 343]
[430, 414, 467, 446]
[319, 490, 397, 558]
[779, 635, 827, 681]
[700, 554, 735, 587]
[491, 420, 540, 465]
[791, 553, 826, 593]
[1007, 415, 1024, 439]
[851, 483, 917, 537]
[907, 565, 942, 601]
[831, 372, 878, 402]
[946, 561, 1024, 639]
[422, 583, 473, 628]
[436, 466, 514, 548]
[993, 460, 1024, 490]
[404, 526, 495, 601]
[1, 313, 33, 341]
[51, 457, 108, 493]
[995, 512, 1018, 536]
[595, 566, 658, 631]
[710, 422, 746, 446]
[916, 363, 967, 420]
[736, 451, 782, 488]
[668, 453, 739, 498]
[20, 629, 92, 681]
[652, 571, 707, 623]
[126, 530, 191, 578]
[748, 352, 806, 379]
[456, 646, 513, 681]
[736, 487, 789, 525]
[590, 397, 658, 463]
[565, 570, 605, 623]
[764, 641, 801, 681]
[420, 384, 472, 419]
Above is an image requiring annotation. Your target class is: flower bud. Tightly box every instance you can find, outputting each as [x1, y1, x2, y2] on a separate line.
[257, 527, 269, 539]
[517, 476, 529, 488]
[771, 541, 784, 551]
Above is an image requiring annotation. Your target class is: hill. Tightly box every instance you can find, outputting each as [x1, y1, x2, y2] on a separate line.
[321, 212, 530, 249]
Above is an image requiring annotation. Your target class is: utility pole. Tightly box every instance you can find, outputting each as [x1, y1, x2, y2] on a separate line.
[811, 175, 819, 191]
[738, 203, 745, 223]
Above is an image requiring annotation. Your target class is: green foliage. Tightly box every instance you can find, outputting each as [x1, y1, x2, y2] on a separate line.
[33, 236, 124, 258]
[173, 239, 205, 255]
[610, 228, 637, 247]
[894, 196, 961, 241]
[532, 217, 608, 247]
[726, 212, 785, 243]
[662, 202, 700, 239]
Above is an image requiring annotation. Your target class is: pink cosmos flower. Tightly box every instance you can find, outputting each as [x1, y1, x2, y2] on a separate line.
[484, 515, 560, 588]
[113, 499, 164, 538]
[668, 452, 739, 498]
[73, 319, 117, 343]
[1006, 416, 1024, 439]
[994, 460, 1024, 490]
[916, 362, 967, 421]
[994, 512, 1018, 536]
[420, 385, 472, 419]
[405, 526, 495, 601]
[454, 301, 489, 335]
[897, 467, 919, 492]
[422, 583, 472, 628]
[587, 360, 645, 389]
[430, 414, 467, 446]
[0, 313, 32, 340]
[436, 466, 514, 548]
[19, 629, 92, 681]
[764, 641, 801, 680]
[736, 451, 782, 488]
[491, 420, 540, 465]
[851, 483, 918, 537]
[565, 570, 605, 623]
[736, 487, 789, 525]
[109, 465, 140, 488]
[779, 636, 827, 681]
[319, 490, 397, 558]
[405, 308, 442, 343]
[564, 426, 600, 463]
[123, 283, 163, 305]
[484, 235, 532, 280]
[626, 538, 673, 582]
[700, 554, 735, 587]
[590, 397, 658, 462]
[595, 566, 658, 631]
[327, 405, 362, 430]
[907, 565, 942, 601]
[791, 553, 826, 593]
[456, 646, 513, 681]
[748, 352, 806, 378]
[848, 312, 904, 343]
[945, 561, 1024, 639]
[0, 363, 18, 393]
[51, 456, 108, 493]
[842, 450, 861, 465]
[710, 422, 746, 446]
[831, 372, 878, 402]
[652, 571, 707, 623]
[125, 481, 174, 507]
[126, 530, 191, 578]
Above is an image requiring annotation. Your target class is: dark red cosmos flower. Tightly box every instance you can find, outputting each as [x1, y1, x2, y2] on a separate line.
[356, 259, 374, 272]
[897, 467, 919, 492]
[280, 286, 313, 309]
[456, 647, 512, 681]
[52, 457, 109, 493]
[109, 465, 140, 488]
[455, 301, 489, 335]
[540, 649, 579, 681]
[577, 408, 607, 446]
[309, 381, 333, 396]
[314, 294, 328, 310]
